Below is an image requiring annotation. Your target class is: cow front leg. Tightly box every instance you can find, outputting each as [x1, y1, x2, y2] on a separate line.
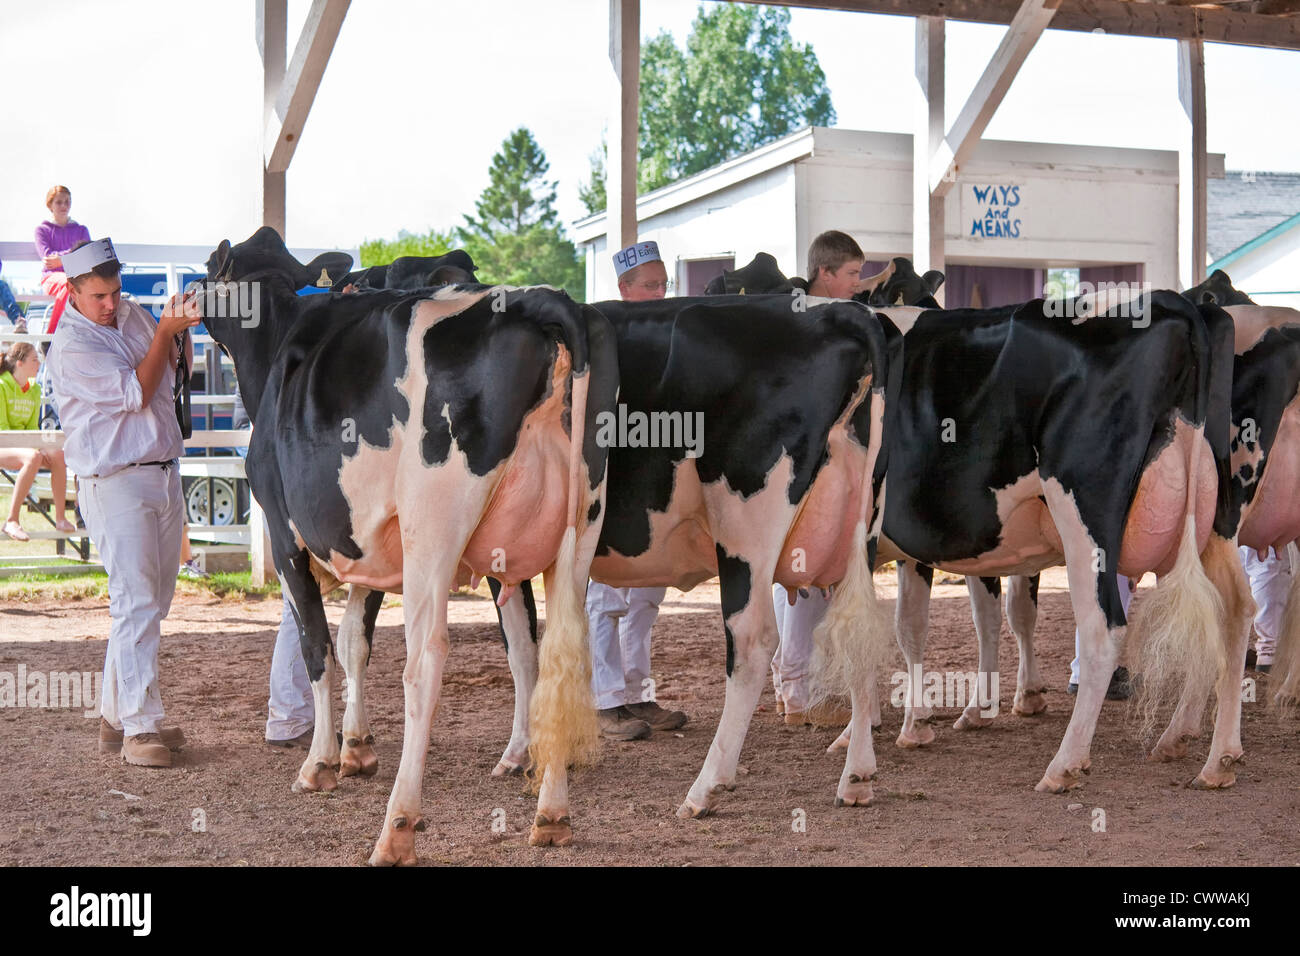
[338, 586, 382, 778]
[1189, 534, 1254, 789]
[895, 561, 936, 748]
[678, 549, 778, 819]
[955, 576, 1003, 730]
[1008, 574, 1047, 716]
[492, 583, 538, 777]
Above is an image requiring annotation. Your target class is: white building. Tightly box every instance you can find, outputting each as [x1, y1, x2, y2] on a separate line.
[1208, 171, 1300, 309]
[573, 126, 1227, 305]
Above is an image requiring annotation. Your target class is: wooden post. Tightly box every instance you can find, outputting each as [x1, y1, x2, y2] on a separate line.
[913, 16, 946, 304]
[605, 0, 640, 300]
[257, 0, 287, 236]
[1178, 38, 1207, 290]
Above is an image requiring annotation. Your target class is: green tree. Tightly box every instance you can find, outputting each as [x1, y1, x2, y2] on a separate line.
[458, 128, 585, 297]
[359, 227, 458, 267]
[581, 4, 835, 214]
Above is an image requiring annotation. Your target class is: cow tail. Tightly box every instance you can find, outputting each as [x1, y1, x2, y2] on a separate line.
[527, 351, 600, 793]
[808, 308, 895, 711]
[1269, 542, 1300, 714]
[1131, 304, 1228, 740]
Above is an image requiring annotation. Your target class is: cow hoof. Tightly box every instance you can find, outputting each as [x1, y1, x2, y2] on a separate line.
[339, 737, 379, 778]
[953, 709, 993, 731]
[676, 799, 711, 820]
[491, 759, 526, 777]
[1148, 737, 1190, 762]
[368, 823, 418, 867]
[1188, 771, 1235, 790]
[834, 774, 875, 807]
[1013, 690, 1048, 716]
[292, 759, 339, 793]
[896, 724, 935, 749]
[528, 813, 573, 847]
[826, 725, 851, 753]
[1034, 769, 1082, 793]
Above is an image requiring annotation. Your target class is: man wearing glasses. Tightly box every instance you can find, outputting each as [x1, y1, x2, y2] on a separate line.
[587, 240, 688, 740]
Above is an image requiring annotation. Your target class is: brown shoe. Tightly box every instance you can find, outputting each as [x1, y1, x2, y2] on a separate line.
[597, 706, 652, 741]
[121, 733, 172, 768]
[784, 699, 854, 729]
[624, 700, 688, 731]
[99, 718, 185, 754]
[266, 730, 314, 749]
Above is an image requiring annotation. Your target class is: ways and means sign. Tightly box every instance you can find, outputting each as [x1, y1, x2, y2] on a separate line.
[970, 184, 1022, 239]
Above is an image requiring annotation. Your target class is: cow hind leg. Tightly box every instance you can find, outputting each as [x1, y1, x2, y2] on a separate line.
[369, 559, 457, 867]
[1008, 575, 1047, 716]
[894, 561, 936, 748]
[1188, 533, 1254, 789]
[493, 583, 538, 777]
[955, 576, 1003, 731]
[338, 586, 383, 778]
[677, 548, 779, 819]
[277, 562, 342, 794]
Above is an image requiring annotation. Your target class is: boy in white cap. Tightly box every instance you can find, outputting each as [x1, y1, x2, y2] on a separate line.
[48, 238, 200, 768]
[587, 240, 688, 740]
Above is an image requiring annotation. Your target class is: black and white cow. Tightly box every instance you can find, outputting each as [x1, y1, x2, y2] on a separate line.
[331, 249, 478, 292]
[498, 292, 902, 824]
[199, 227, 619, 865]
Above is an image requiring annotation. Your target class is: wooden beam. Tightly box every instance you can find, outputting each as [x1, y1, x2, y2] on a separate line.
[764, 0, 1300, 50]
[931, 0, 1059, 196]
[257, 0, 287, 235]
[264, 0, 350, 175]
[606, 0, 640, 298]
[913, 16, 946, 301]
[1178, 38, 1208, 289]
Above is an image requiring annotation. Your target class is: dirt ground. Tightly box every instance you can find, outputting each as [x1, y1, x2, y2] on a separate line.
[1, 568, 1297, 867]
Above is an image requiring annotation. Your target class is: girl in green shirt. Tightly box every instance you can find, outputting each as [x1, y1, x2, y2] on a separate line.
[1, 342, 75, 540]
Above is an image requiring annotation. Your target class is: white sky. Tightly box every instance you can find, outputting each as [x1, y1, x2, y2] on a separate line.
[2, 0, 1298, 262]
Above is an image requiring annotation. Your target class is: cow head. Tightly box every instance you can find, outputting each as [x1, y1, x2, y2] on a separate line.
[703, 252, 795, 295]
[205, 225, 353, 291]
[388, 250, 479, 290]
[855, 257, 944, 308]
[1183, 269, 1256, 307]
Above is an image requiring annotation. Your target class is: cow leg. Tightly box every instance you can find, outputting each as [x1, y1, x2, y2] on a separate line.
[955, 576, 1003, 730]
[338, 586, 383, 778]
[277, 558, 341, 794]
[490, 581, 538, 777]
[1008, 575, 1047, 716]
[677, 547, 779, 819]
[1035, 489, 1124, 793]
[1149, 679, 1208, 762]
[895, 560, 936, 748]
[1187, 533, 1254, 789]
[369, 559, 455, 867]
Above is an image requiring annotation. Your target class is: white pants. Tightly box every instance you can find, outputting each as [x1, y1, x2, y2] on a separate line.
[80, 464, 183, 737]
[1070, 573, 1134, 685]
[771, 585, 829, 712]
[587, 582, 664, 710]
[266, 597, 314, 740]
[1240, 546, 1292, 665]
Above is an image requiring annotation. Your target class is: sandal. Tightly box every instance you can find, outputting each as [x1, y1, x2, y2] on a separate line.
[3, 520, 30, 542]
[55, 519, 76, 533]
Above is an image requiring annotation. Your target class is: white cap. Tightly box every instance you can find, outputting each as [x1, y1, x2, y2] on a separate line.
[613, 240, 661, 277]
[62, 238, 119, 279]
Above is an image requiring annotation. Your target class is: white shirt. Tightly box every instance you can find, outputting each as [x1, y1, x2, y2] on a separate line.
[49, 299, 184, 478]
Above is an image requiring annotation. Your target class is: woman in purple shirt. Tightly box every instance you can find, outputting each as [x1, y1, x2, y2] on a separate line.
[34, 185, 91, 334]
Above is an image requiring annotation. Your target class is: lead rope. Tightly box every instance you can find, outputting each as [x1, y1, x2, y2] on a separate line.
[174, 332, 192, 439]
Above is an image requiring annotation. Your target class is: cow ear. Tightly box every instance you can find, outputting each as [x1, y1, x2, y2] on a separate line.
[923, 269, 945, 293]
[208, 239, 232, 280]
[304, 252, 354, 288]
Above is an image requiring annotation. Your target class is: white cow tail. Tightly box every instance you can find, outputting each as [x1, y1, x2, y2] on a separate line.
[1131, 428, 1228, 741]
[808, 377, 892, 710]
[1269, 541, 1300, 713]
[528, 366, 599, 791]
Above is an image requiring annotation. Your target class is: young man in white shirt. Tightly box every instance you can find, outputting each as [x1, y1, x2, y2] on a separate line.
[48, 239, 201, 768]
